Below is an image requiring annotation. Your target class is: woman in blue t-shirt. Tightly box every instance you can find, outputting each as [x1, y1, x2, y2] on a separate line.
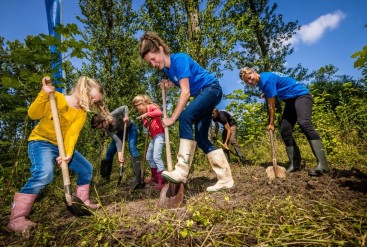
[138, 31, 234, 191]
[240, 67, 329, 177]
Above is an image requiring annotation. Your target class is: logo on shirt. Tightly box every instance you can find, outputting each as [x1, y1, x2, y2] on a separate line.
[174, 76, 178, 82]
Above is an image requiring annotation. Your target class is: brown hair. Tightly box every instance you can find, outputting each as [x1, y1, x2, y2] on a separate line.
[138, 31, 170, 59]
[90, 114, 106, 129]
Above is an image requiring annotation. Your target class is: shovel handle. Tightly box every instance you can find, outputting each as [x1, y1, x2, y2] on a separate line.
[269, 129, 278, 175]
[162, 87, 173, 171]
[46, 77, 73, 205]
[121, 121, 127, 163]
[141, 119, 151, 180]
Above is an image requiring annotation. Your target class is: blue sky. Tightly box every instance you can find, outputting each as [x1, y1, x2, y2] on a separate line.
[1, 0, 366, 109]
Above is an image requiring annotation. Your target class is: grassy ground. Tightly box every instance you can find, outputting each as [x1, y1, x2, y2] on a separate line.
[1, 135, 366, 246]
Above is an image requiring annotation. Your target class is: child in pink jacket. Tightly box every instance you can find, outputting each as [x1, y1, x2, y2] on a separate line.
[132, 94, 166, 190]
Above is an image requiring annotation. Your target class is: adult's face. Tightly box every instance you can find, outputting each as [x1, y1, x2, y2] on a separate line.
[143, 50, 165, 70]
[242, 72, 259, 87]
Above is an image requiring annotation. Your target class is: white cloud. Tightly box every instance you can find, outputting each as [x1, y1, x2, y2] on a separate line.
[289, 10, 346, 46]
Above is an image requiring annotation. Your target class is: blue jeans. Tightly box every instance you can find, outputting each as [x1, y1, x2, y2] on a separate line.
[146, 133, 165, 171]
[105, 123, 139, 160]
[20, 141, 93, 194]
[179, 81, 222, 154]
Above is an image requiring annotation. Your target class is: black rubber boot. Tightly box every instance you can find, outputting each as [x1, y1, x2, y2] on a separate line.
[131, 157, 141, 184]
[285, 145, 301, 173]
[234, 145, 251, 165]
[308, 140, 329, 177]
[223, 149, 230, 163]
[100, 159, 113, 181]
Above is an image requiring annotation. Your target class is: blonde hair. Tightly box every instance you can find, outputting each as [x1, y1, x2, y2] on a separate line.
[239, 67, 256, 80]
[138, 31, 170, 59]
[132, 94, 160, 111]
[71, 76, 111, 120]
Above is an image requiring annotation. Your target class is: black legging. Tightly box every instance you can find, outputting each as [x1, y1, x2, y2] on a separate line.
[280, 93, 320, 147]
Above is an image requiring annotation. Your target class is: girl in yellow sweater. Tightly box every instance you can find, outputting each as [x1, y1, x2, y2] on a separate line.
[7, 76, 110, 234]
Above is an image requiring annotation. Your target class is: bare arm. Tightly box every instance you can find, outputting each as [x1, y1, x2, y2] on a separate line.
[162, 78, 191, 127]
[267, 97, 276, 131]
[223, 123, 231, 146]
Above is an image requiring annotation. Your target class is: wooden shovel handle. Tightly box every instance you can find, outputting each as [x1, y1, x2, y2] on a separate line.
[121, 120, 127, 161]
[45, 77, 73, 205]
[162, 87, 173, 171]
[269, 129, 278, 176]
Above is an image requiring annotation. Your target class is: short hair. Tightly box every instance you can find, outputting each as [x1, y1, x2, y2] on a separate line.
[239, 67, 256, 80]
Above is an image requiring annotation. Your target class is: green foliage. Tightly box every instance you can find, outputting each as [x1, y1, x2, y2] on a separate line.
[0, 24, 88, 170]
[225, 89, 268, 145]
[1, 3, 367, 245]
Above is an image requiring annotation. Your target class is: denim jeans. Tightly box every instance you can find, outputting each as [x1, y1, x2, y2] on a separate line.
[179, 81, 222, 154]
[20, 140, 93, 194]
[105, 123, 139, 160]
[146, 133, 165, 171]
[281, 93, 321, 146]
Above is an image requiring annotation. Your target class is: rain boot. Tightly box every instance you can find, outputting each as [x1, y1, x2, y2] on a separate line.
[7, 193, 37, 233]
[76, 184, 99, 210]
[144, 168, 157, 185]
[162, 139, 196, 183]
[234, 145, 249, 165]
[206, 149, 234, 192]
[285, 145, 301, 173]
[308, 139, 329, 177]
[224, 149, 230, 163]
[155, 171, 165, 190]
[131, 157, 142, 184]
[100, 159, 113, 181]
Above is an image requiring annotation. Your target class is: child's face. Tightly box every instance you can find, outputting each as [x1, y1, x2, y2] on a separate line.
[89, 88, 103, 106]
[95, 119, 109, 130]
[135, 103, 147, 114]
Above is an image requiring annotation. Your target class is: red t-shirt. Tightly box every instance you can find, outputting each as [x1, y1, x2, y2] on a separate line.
[143, 104, 164, 138]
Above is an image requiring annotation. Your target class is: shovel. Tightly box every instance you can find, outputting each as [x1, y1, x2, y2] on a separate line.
[133, 119, 150, 190]
[117, 121, 127, 186]
[158, 87, 184, 208]
[46, 77, 91, 217]
[216, 140, 238, 157]
[266, 129, 286, 180]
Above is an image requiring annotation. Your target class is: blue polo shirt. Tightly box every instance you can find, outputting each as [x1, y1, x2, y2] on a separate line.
[163, 53, 217, 96]
[257, 72, 309, 100]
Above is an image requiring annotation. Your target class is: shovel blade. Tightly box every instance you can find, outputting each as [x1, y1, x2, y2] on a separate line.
[275, 166, 287, 178]
[158, 182, 184, 208]
[266, 166, 276, 180]
[266, 166, 287, 180]
[65, 196, 92, 217]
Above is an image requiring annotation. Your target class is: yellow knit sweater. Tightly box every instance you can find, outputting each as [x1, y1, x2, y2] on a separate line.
[28, 91, 86, 157]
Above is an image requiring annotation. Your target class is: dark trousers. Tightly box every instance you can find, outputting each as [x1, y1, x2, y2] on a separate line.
[280, 93, 320, 147]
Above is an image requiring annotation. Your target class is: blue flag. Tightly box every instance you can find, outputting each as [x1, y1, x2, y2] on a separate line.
[45, 0, 63, 92]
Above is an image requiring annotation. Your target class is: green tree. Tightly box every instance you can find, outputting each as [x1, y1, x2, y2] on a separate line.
[0, 25, 87, 168]
[78, 0, 147, 109]
[139, 0, 240, 78]
[352, 24, 367, 83]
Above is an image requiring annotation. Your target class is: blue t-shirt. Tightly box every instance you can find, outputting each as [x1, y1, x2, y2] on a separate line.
[163, 53, 217, 96]
[257, 72, 309, 100]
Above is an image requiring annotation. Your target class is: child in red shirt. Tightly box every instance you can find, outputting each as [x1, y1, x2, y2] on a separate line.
[132, 94, 166, 190]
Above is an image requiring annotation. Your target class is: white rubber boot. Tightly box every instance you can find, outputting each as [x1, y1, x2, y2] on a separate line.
[206, 149, 234, 192]
[162, 139, 196, 183]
